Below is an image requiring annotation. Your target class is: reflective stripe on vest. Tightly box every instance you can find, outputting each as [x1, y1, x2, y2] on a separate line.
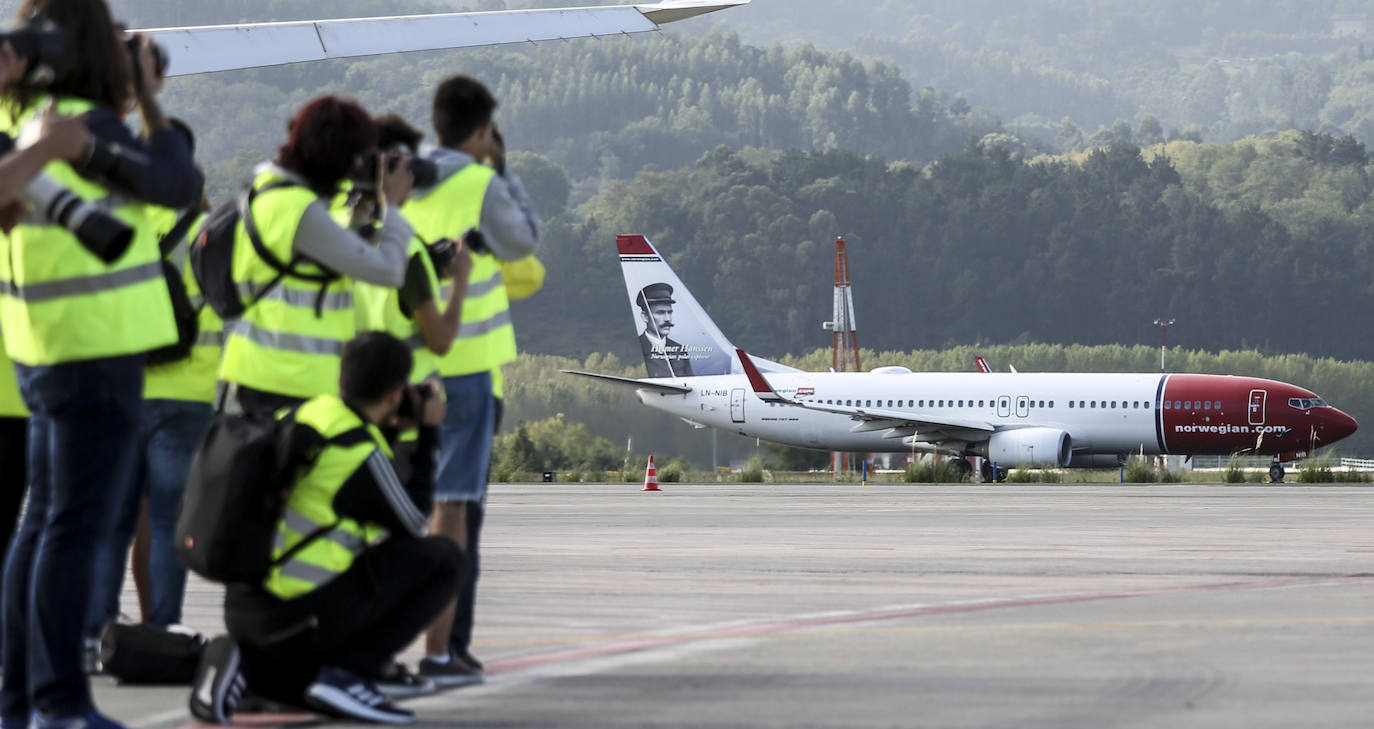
[264, 395, 390, 599]
[401, 163, 516, 376]
[219, 170, 353, 399]
[145, 211, 225, 403]
[0, 95, 177, 366]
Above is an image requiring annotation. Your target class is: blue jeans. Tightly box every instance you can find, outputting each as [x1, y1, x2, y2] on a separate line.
[437, 373, 494, 655]
[88, 399, 213, 638]
[2, 356, 143, 722]
[436, 373, 494, 503]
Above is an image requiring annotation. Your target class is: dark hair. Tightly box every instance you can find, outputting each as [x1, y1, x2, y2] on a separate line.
[340, 332, 412, 405]
[375, 113, 423, 153]
[5, 0, 134, 112]
[276, 96, 377, 196]
[432, 75, 497, 148]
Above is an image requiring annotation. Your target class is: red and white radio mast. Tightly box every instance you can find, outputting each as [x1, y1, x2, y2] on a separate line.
[822, 236, 861, 475]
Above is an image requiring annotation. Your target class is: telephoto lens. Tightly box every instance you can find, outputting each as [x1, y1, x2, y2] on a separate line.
[0, 133, 135, 262]
[23, 175, 134, 263]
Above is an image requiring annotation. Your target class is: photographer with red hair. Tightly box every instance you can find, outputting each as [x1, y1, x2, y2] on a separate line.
[217, 95, 414, 418]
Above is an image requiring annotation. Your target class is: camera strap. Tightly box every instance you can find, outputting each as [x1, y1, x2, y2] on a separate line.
[160, 209, 200, 259]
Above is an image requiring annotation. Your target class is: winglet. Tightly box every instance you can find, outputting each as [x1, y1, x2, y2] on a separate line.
[975, 356, 991, 373]
[736, 349, 786, 402]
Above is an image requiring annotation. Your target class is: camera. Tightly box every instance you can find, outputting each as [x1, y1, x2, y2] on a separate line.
[353, 144, 438, 193]
[395, 383, 432, 421]
[461, 228, 487, 255]
[0, 133, 134, 263]
[0, 16, 71, 88]
[123, 33, 168, 92]
[425, 238, 458, 274]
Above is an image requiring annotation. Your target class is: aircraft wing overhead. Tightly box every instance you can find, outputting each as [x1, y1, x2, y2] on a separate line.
[735, 349, 994, 434]
[141, 1, 751, 77]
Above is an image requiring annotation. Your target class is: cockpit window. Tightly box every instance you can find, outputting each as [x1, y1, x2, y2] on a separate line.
[1289, 397, 1327, 409]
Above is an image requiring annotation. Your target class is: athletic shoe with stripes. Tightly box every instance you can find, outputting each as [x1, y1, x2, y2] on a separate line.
[305, 665, 415, 725]
[188, 636, 246, 724]
[375, 662, 437, 699]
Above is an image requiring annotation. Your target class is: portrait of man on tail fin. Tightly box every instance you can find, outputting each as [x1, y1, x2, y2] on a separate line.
[637, 283, 694, 378]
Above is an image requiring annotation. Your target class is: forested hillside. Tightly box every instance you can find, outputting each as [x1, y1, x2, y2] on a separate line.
[520, 138, 1374, 364]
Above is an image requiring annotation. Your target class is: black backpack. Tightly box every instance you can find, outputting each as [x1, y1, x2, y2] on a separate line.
[100, 623, 205, 686]
[146, 210, 202, 366]
[175, 407, 370, 584]
[190, 181, 338, 320]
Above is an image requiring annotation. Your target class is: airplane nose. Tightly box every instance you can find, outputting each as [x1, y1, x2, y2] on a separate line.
[1319, 408, 1359, 445]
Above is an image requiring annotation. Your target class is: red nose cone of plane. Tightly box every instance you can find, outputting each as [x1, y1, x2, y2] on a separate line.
[1318, 408, 1359, 446]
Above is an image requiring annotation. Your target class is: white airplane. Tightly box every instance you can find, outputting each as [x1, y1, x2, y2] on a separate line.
[563, 235, 1359, 481]
[134, 1, 750, 77]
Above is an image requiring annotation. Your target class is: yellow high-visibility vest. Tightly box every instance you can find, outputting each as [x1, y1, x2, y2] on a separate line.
[219, 170, 353, 399]
[264, 395, 384, 599]
[0, 327, 26, 417]
[144, 211, 224, 403]
[0, 95, 175, 365]
[401, 163, 516, 377]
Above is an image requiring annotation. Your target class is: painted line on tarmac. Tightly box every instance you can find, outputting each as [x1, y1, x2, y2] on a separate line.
[148, 573, 1374, 729]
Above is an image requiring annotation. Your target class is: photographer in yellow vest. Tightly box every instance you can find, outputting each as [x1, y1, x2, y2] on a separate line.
[190, 332, 461, 726]
[401, 75, 540, 687]
[0, 1, 203, 727]
[219, 97, 414, 419]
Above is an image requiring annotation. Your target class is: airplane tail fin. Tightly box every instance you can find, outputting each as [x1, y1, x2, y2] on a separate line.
[617, 234, 797, 378]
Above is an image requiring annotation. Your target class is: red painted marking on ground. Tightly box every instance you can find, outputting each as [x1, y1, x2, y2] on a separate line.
[485, 574, 1374, 675]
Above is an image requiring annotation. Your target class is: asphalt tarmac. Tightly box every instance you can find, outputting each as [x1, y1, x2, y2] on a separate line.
[96, 482, 1374, 729]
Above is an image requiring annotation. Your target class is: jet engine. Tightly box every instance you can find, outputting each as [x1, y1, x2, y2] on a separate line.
[986, 427, 1072, 467]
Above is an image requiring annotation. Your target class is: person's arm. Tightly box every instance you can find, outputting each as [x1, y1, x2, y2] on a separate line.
[79, 108, 201, 209]
[477, 170, 540, 262]
[408, 241, 473, 355]
[291, 201, 412, 288]
[331, 428, 438, 538]
[0, 115, 89, 201]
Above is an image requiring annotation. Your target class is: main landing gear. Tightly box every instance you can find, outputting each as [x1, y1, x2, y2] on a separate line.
[1268, 463, 1285, 483]
[952, 458, 973, 481]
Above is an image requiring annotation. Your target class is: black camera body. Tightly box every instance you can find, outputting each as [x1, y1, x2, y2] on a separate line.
[425, 238, 457, 275]
[353, 145, 438, 193]
[462, 228, 487, 255]
[1, 17, 71, 88]
[395, 382, 432, 421]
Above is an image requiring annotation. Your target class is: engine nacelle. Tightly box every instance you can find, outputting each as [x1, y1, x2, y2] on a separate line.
[986, 427, 1072, 467]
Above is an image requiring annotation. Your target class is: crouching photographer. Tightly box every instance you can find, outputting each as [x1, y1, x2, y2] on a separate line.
[188, 332, 461, 725]
[0, 1, 202, 728]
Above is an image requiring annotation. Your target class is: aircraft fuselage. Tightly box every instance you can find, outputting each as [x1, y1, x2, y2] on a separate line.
[636, 371, 1357, 459]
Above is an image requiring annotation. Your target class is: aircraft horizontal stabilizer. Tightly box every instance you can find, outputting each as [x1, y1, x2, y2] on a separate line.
[142, 1, 750, 77]
[560, 370, 693, 395]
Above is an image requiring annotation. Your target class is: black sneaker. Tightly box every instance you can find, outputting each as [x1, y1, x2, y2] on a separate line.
[455, 651, 484, 672]
[417, 653, 483, 689]
[189, 636, 246, 724]
[305, 665, 415, 725]
[375, 662, 437, 699]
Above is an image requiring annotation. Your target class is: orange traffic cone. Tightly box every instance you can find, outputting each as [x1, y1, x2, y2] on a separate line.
[642, 455, 661, 491]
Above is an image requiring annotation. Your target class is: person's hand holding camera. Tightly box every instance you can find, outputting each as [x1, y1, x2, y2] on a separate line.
[419, 379, 444, 427]
[445, 236, 474, 282]
[35, 100, 91, 162]
[378, 148, 413, 209]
